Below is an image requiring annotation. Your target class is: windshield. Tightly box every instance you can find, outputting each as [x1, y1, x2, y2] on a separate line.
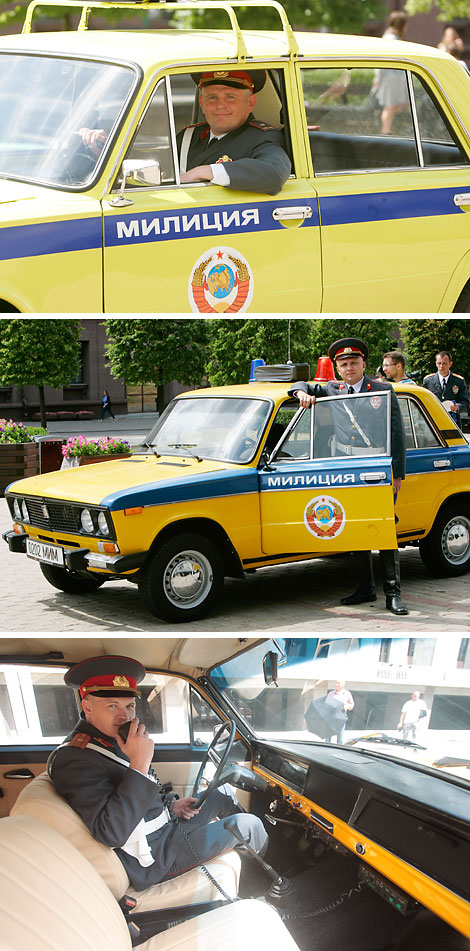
[144, 396, 272, 464]
[210, 637, 470, 784]
[0, 53, 136, 187]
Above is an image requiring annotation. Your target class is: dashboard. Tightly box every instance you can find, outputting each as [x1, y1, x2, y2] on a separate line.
[252, 739, 470, 938]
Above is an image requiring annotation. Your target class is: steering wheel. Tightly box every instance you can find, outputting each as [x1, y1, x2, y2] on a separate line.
[57, 133, 98, 185]
[191, 719, 236, 807]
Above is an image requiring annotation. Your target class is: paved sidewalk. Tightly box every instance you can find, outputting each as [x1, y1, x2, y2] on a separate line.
[1, 499, 469, 633]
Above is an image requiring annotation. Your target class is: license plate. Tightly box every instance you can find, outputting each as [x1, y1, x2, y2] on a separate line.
[26, 538, 65, 567]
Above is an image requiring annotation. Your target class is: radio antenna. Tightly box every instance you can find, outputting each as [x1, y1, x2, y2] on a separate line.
[287, 318, 292, 363]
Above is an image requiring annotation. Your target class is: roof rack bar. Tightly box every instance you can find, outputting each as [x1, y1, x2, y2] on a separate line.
[22, 0, 298, 57]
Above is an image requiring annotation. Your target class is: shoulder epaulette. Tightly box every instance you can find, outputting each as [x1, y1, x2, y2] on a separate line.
[249, 119, 276, 132]
[453, 373, 464, 379]
[67, 733, 91, 749]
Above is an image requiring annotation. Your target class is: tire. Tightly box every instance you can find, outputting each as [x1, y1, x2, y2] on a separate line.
[419, 504, 470, 576]
[453, 283, 470, 312]
[39, 563, 105, 594]
[138, 532, 224, 622]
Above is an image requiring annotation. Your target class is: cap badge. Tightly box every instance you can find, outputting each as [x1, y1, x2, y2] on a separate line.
[214, 71, 229, 79]
[113, 675, 130, 688]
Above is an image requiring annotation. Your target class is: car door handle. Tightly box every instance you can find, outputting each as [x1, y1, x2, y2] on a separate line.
[272, 206, 313, 221]
[3, 768, 35, 779]
[359, 472, 388, 482]
[433, 459, 451, 468]
[453, 193, 470, 207]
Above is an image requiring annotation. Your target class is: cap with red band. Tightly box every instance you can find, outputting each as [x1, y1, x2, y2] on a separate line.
[64, 654, 145, 699]
[328, 337, 369, 362]
[191, 69, 266, 93]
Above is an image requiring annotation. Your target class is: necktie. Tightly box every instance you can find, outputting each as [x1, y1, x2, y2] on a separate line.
[348, 386, 354, 394]
[441, 377, 446, 398]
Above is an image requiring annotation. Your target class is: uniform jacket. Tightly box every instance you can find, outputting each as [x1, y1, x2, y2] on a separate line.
[288, 375, 406, 480]
[176, 116, 291, 195]
[422, 371, 469, 422]
[49, 717, 182, 890]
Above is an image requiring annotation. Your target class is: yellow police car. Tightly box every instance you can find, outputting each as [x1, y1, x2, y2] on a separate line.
[3, 364, 470, 620]
[2, 0, 470, 313]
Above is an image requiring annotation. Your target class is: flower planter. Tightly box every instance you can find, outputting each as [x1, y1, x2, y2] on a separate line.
[78, 453, 132, 466]
[0, 442, 40, 495]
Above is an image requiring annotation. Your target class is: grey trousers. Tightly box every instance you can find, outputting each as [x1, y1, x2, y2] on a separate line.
[161, 787, 268, 880]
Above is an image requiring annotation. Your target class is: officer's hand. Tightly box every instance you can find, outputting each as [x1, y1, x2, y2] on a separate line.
[294, 390, 316, 409]
[180, 165, 213, 183]
[78, 128, 107, 156]
[393, 477, 402, 494]
[117, 718, 154, 776]
[172, 797, 200, 820]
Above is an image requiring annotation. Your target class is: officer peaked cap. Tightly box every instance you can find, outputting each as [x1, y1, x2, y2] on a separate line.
[64, 654, 145, 699]
[328, 337, 369, 362]
[192, 69, 266, 93]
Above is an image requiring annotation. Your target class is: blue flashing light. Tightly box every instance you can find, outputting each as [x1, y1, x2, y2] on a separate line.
[249, 358, 265, 383]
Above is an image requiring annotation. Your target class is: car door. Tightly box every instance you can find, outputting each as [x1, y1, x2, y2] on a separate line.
[102, 67, 321, 313]
[296, 61, 470, 312]
[259, 393, 397, 554]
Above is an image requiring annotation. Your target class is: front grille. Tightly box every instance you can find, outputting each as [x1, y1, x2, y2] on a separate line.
[23, 497, 80, 534]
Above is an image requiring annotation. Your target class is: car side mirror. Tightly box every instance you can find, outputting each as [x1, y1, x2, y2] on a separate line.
[263, 650, 279, 686]
[110, 159, 161, 207]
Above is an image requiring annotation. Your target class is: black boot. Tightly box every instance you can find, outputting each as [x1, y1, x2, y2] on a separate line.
[340, 551, 377, 605]
[380, 549, 409, 615]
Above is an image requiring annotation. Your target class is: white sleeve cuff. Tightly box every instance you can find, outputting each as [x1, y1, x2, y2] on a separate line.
[210, 163, 231, 186]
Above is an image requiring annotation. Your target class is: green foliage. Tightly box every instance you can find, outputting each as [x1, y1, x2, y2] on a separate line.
[405, 0, 468, 21]
[401, 319, 470, 382]
[0, 5, 23, 28]
[178, 0, 386, 34]
[0, 319, 81, 387]
[207, 318, 313, 386]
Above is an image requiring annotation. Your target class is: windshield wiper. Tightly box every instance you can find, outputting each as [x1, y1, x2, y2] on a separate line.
[345, 732, 426, 750]
[168, 443, 203, 462]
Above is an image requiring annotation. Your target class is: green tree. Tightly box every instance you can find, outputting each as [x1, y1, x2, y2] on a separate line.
[179, 0, 386, 34]
[105, 319, 208, 414]
[402, 318, 470, 382]
[308, 318, 400, 376]
[405, 0, 467, 22]
[207, 318, 313, 386]
[0, 319, 81, 428]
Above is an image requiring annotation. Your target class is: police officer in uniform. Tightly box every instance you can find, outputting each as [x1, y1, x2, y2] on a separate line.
[289, 337, 409, 616]
[178, 70, 291, 195]
[49, 655, 267, 891]
[422, 350, 469, 426]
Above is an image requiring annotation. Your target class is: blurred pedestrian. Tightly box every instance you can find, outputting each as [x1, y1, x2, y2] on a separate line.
[397, 690, 428, 742]
[373, 12, 409, 134]
[325, 680, 354, 745]
[422, 351, 469, 426]
[438, 26, 464, 60]
[101, 389, 115, 421]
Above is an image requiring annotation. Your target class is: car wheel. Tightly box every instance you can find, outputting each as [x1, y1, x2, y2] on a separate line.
[138, 533, 224, 622]
[419, 504, 470, 576]
[39, 563, 105, 593]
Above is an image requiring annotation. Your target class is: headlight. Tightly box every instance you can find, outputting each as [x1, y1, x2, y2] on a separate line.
[80, 509, 95, 533]
[21, 500, 29, 522]
[97, 512, 110, 535]
[13, 499, 21, 520]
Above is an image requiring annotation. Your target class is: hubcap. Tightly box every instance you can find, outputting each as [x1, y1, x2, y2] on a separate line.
[163, 549, 213, 608]
[442, 515, 470, 565]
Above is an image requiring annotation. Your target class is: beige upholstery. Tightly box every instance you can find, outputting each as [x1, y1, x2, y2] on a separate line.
[11, 772, 240, 908]
[0, 816, 300, 951]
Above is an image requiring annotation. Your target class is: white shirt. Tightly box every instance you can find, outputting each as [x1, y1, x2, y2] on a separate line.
[401, 698, 427, 724]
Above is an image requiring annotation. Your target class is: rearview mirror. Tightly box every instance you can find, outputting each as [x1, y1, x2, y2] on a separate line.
[110, 159, 162, 206]
[263, 651, 279, 686]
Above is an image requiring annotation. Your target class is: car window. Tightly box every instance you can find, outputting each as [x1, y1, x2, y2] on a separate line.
[0, 665, 197, 745]
[272, 392, 391, 463]
[301, 65, 468, 175]
[120, 67, 290, 188]
[409, 399, 442, 448]
[0, 53, 136, 188]
[412, 73, 469, 166]
[398, 396, 415, 449]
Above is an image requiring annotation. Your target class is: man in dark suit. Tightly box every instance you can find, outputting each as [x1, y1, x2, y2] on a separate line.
[422, 350, 469, 426]
[49, 655, 267, 891]
[178, 70, 291, 195]
[289, 337, 408, 615]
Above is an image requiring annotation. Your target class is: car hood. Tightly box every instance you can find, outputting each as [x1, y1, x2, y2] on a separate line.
[0, 180, 40, 205]
[8, 453, 257, 509]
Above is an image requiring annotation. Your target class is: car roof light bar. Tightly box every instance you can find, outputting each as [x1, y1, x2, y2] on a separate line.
[22, 0, 299, 59]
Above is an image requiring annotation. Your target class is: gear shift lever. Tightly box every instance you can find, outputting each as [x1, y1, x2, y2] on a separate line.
[223, 817, 293, 900]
